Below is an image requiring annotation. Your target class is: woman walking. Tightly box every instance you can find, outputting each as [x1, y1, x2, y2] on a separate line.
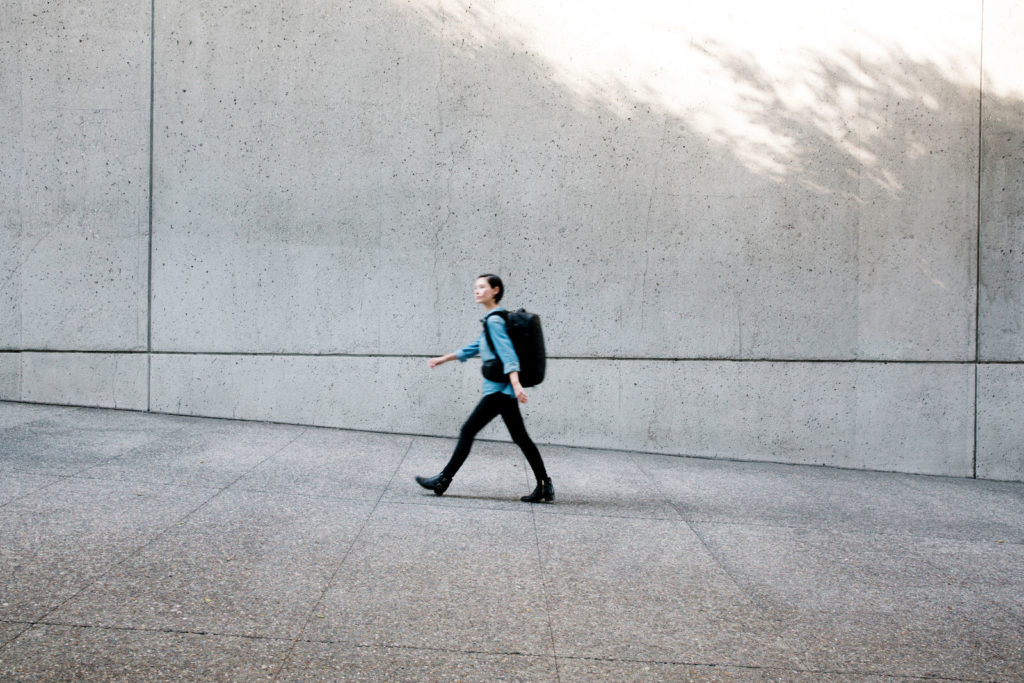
[416, 274, 555, 503]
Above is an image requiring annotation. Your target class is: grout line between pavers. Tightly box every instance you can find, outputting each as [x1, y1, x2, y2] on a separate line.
[145, 0, 155, 413]
[0, 622, 32, 654]
[653, 515, 1024, 548]
[529, 514, 562, 681]
[381, 496, 676, 521]
[549, 653, 989, 682]
[0, 616, 989, 683]
[525, 460, 561, 682]
[0, 618, 295, 644]
[973, 2, 984, 481]
[0, 473, 73, 511]
[270, 437, 417, 681]
[2, 428, 310, 648]
[290, 638, 553, 661]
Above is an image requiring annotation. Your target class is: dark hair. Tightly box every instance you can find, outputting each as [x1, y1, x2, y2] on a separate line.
[477, 273, 504, 303]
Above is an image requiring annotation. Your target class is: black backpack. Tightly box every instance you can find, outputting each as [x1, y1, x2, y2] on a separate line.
[481, 309, 546, 387]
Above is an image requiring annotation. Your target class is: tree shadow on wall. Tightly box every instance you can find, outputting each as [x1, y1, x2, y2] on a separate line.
[157, 1, 1021, 364]
[376, 3, 1022, 361]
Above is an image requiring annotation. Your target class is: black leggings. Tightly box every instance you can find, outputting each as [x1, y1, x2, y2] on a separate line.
[441, 392, 548, 482]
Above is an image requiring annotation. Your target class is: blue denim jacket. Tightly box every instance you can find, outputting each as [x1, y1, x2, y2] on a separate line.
[455, 308, 521, 397]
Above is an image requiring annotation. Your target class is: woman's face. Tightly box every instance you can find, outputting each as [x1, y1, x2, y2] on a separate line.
[474, 278, 500, 305]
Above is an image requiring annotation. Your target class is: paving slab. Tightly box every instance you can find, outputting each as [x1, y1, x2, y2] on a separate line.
[0, 623, 29, 648]
[236, 427, 411, 502]
[553, 658, 924, 681]
[46, 407, 186, 434]
[692, 522, 1022, 617]
[771, 607, 1023, 681]
[692, 522, 1024, 679]
[532, 446, 679, 520]
[0, 401, 66, 429]
[0, 471, 62, 507]
[1, 480, 215, 622]
[899, 473, 1024, 543]
[635, 453, 934, 533]
[80, 420, 303, 489]
[0, 625, 289, 681]
[0, 419, 160, 476]
[306, 502, 553, 655]
[920, 535, 1024, 590]
[534, 514, 802, 669]
[280, 642, 557, 682]
[49, 490, 374, 639]
[1, 403, 1022, 680]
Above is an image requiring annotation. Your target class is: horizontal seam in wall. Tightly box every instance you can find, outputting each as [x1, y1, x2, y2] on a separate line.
[2, 349, 1021, 365]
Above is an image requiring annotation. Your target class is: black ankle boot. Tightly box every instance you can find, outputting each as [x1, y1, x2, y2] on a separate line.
[415, 473, 452, 496]
[521, 478, 555, 503]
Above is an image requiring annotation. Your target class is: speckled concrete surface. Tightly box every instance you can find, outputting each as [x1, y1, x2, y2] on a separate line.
[1, 402, 1022, 681]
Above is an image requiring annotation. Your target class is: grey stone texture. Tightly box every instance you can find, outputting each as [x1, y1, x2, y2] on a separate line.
[2, 404, 1023, 680]
[980, 0, 1024, 361]
[0, 353, 20, 401]
[20, 352, 148, 411]
[146, 2, 980, 362]
[977, 363, 1024, 481]
[2, 0, 150, 353]
[150, 354, 976, 476]
[3, 1, 1023, 479]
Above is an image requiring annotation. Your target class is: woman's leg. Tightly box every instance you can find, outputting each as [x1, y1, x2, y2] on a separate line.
[440, 393, 504, 479]
[497, 395, 548, 482]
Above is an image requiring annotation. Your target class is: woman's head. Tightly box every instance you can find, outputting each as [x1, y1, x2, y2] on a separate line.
[474, 274, 504, 305]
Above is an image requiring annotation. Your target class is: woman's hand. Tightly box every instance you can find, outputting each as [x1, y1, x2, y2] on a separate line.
[509, 372, 528, 404]
[428, 353, 455, 369]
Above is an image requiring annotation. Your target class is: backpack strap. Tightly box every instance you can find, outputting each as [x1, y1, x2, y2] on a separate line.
[481, 310, 508, 364]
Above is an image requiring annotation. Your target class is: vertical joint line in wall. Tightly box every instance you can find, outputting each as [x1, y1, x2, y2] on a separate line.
[973, 0, 984, 479]
[976, 0, 985, 365]
[146, 0, 155, 412]
[973, 364, 979, 479]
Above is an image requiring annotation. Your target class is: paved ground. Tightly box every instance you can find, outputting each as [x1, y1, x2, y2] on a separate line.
[0, 401, 1022, 681]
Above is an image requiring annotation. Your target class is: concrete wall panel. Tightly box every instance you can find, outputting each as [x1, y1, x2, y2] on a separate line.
[977, 364, 1024, 480]
[854, 125, 979, 362]
[151, 354, 974, 477]
[1, 7, 23, 349]
[150, 0, 460, 355]
[151, 1, 983, 362]
[17, 108, 149, 350]
[980, 0, 1024, 361]
[150, 353, 471, 433]
[8, 0, 150, 351]
[0, 99, 21, 350]
[0, 353, 21, 401]
[534, 359, 974, 476]
[19, 2, 149, 111]
[16, 352, 148, 410]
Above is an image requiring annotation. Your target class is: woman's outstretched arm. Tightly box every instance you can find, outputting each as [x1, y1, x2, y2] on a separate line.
[428, 353, 458, 369]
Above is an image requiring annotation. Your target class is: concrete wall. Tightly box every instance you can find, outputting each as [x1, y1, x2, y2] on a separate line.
[978, 0, 1024, 480]
[2, 0, 1022, 480]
